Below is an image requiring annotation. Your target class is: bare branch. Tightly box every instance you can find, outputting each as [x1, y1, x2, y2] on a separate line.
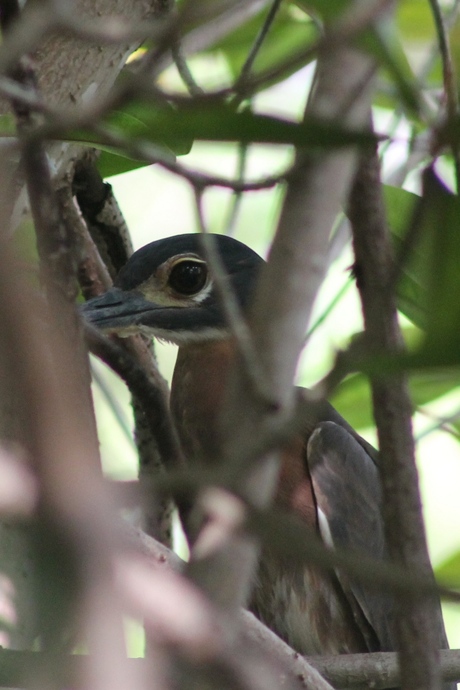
[181, 0, 388, 634]
[172, 43, 204, 96]
[349, 144, 446, 689]
[309, 650, 460, 690]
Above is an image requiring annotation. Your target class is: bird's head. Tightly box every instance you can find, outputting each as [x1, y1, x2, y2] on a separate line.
[81, 233, 264, 345]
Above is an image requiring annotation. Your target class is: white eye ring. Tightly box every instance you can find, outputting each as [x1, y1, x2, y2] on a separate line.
[168, 258, 208, 296]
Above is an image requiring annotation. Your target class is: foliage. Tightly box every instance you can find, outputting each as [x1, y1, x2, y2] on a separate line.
[37, 0, 460, 636]
[1, 0, 460, 685]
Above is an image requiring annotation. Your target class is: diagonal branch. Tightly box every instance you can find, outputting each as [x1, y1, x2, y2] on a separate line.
[183, 0, 388, 629]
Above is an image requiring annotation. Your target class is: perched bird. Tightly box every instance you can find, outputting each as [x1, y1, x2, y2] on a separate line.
[82, 233, 448, 660]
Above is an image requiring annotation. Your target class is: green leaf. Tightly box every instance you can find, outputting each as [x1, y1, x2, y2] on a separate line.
[73, 99, 379, 150]
[104, 101, 193, 156]
[384, 185, 419, 240]
[396, 0, 435, 44]
[0, 101, 190, 179]
[330, 374, 373, 430]
[97, 151, 149, 178]
[97, 146, 174, 178]
[213, 4, 319, 89]
[419, 173, 460, 348]
[331, 367, 460, 431]
[410, 370, 460, 407]
[360, 20, 421, 116]
[395, 0, 443, 89]
[294, 0, 349, 23]
[383, 185, 428, 329]
[0, 113, 16, 136]
[436, 549, 460, 586]
[382, 172, 460, 370]
[449, 18, 460, 95]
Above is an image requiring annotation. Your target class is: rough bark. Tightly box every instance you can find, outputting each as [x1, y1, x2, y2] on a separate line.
[349, 146, 446, 690]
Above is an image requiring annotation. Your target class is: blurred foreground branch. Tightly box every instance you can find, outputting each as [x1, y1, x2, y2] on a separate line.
[0, 521, 457, 690]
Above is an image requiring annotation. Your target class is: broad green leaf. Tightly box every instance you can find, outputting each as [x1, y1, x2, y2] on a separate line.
[331, 368, 460, 431]
[396, 0, 443, 88]
[104, 102, 193, 156]
[396, 0, 435, 44]
[293, 0, 349, 23]
[360, 21, 421, 116]
[382, 172, 460, 370]
[384, 185, 419, 239]
[74, 100, 378, 149]
[0, 102, 190, 178]
[330, 374, 373, 430]
[97, 146, 174, 178]
[419, 173, 460, 346]
[97, 151, 150, 178]
[410, 371, 460, 407]
[384, 185, 427, 329]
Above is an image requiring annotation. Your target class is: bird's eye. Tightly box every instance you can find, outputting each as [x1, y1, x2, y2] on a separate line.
[168, 260, 208, 296]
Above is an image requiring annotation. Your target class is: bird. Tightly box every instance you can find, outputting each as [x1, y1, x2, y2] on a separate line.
[81, 232, 449, 661]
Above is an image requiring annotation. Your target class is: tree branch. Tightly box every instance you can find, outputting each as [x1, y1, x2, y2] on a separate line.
[309, 650, 460, 690]
[348, 144, 447, 689]
[181, 0, 386, 635]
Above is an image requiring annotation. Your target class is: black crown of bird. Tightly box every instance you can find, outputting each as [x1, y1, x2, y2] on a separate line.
[82, 233, 450, 662]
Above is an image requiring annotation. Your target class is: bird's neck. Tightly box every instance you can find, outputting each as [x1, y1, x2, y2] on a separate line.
[170, 337, 236, 465]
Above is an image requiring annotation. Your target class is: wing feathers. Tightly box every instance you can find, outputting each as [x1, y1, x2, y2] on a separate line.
[307, 421, 396, 651]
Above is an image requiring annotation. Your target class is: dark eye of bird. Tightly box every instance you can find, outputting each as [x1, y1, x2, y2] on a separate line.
[168, 260, 208, 296]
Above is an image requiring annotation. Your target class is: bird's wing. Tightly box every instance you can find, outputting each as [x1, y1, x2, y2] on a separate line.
[306, 420, 396, 651]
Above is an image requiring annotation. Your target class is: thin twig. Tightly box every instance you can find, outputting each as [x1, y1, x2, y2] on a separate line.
[428, 0, 460, 191]
[416, 406, 460, 442]
[234, 0, 283, 94]
[172, 43, 204, 96]
[194, 189, 276, 406]
[90, 363, 135, 447]
[224, 141, 249, 236]
[304, 276, 353, 344]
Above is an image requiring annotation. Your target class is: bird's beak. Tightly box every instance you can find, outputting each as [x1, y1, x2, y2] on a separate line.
[81, 287, 158, 334]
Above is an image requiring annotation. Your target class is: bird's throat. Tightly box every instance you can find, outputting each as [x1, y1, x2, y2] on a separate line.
[170, 338, 236, 466]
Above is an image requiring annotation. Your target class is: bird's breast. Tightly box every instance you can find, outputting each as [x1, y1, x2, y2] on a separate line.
[170, 340, 368, 655]
[251, 553, 367, 655]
